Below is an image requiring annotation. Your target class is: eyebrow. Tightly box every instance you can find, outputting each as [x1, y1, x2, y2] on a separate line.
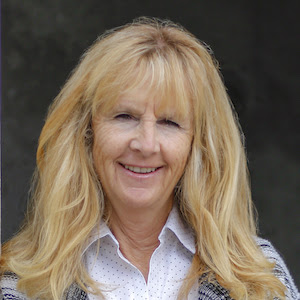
[113, 94, 192, 123]
[112, 99, 145, 114]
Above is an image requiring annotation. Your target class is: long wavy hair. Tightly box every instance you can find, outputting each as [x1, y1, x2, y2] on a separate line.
[1, 17, 285, 299]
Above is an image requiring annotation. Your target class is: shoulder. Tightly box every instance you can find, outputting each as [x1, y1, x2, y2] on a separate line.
[0, 273, 88, 300]
[0, 272, 28, 299]
[64, 282, 88, 300]
[197, 238, 299, 300]
[255, 237, 299, 300]
[198, 278, 232, 299]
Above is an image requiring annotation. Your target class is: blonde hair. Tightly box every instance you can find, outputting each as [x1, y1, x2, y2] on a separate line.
[1, 17, 285, 299]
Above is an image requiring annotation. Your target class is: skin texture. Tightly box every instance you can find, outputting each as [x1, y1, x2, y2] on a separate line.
[92, 86, 193, 280]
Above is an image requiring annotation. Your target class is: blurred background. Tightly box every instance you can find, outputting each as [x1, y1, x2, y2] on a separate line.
[2, 0, 299, 286]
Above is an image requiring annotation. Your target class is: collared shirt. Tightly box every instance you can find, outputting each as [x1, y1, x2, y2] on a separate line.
[1, 214, 299, 299]
[83, 205, 199, 299]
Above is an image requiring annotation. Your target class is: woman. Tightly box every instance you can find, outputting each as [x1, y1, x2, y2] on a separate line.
[1, 18, 298, 299]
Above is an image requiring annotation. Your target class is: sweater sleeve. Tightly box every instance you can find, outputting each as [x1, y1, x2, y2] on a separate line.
[256, 237, 299, 300]
[0, 273, 88, 300]
[0, 272, 29, 300]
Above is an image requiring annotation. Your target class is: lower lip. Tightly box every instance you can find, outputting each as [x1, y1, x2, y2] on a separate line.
[119, 163, 162, 178]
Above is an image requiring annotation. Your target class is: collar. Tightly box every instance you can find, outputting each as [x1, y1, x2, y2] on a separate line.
[159, 204, 196, 254]
[82, 203, 195, 255]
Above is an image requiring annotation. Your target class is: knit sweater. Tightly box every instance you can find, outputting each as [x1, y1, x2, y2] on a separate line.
[1, 238, 299, 299]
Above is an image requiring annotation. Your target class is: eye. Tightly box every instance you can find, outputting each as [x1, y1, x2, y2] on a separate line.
[114, 113, 135, 120]
[159, 119, 180, 128]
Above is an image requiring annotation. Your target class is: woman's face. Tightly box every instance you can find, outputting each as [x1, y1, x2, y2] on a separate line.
[92, 86, 193, 214]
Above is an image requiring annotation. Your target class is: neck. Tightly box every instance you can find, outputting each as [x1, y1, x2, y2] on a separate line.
[109, 200, 173, 281]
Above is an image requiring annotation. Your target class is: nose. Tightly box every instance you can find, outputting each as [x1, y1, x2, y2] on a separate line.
[129, 121, 160, 156]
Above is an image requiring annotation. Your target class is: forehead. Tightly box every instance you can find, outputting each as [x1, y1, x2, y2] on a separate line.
[95, 63, 193, 121]
[99, 80, 192, 122]
[125, 86, 192, 116]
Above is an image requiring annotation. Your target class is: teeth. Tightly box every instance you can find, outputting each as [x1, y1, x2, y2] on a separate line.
[124, 165, 157, 173]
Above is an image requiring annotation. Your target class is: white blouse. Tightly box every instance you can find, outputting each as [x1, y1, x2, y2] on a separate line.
[83, 205, 199, 299]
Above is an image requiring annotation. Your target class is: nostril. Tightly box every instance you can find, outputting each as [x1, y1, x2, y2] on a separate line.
[128, 121, 161, 156]
[129, 139, 141, 152]
[129, 135, 160, 155]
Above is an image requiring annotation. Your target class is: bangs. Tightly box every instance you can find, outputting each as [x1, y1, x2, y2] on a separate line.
[91, 47, 193, 121]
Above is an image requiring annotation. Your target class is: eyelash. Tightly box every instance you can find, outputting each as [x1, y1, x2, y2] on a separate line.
[115, 114, 135, 120]
[159, 119, 180, 128]
[114, 114, 180, 128]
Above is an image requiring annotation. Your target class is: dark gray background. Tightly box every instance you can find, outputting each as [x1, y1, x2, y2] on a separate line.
[2, 1, 299, 286]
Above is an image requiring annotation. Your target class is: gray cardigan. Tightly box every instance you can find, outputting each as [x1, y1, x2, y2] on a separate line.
[1, 238, 299, 299]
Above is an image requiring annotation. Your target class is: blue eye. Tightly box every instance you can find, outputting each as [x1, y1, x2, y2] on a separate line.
[159, 119, 180, 128]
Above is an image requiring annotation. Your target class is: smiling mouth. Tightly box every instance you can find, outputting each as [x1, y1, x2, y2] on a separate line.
[121, 164, 160, 174]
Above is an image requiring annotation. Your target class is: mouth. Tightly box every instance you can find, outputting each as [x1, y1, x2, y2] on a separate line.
[120, 163, 160, 174]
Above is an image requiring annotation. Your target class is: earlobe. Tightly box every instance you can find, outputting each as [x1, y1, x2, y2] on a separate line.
[85, 125, 94, 147]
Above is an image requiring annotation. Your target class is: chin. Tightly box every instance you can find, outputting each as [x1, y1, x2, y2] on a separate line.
[122, 197, 158, 209]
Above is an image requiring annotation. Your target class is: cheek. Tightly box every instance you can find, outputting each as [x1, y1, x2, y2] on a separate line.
[177, 145, 192, 171]
[92, 124, 128, 172]
[92, 126, 115, 170]
[164, 134, 192, 172]
[92, 141, 104, 177]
